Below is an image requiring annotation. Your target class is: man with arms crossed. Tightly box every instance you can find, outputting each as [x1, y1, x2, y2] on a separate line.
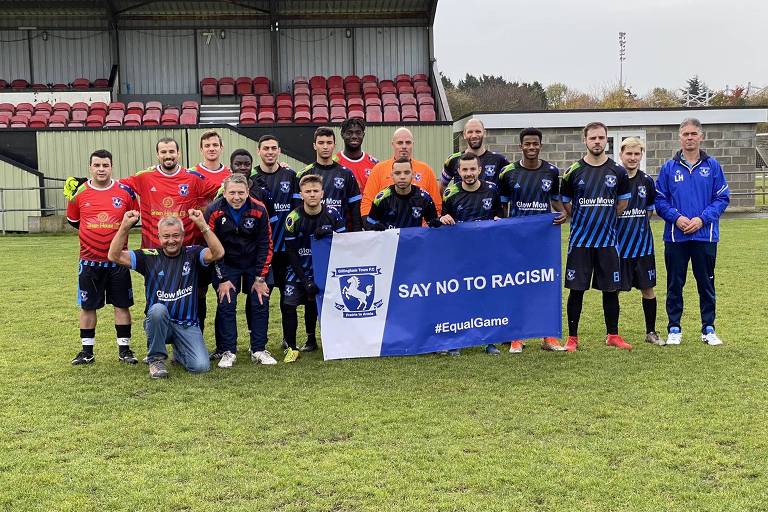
[108, 210, 225, 379]
[655, 118, 729, 346]
[442, 118, 509, 188]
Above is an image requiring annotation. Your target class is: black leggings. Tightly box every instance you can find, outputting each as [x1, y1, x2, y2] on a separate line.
[282, 301, 318, 349]
[567, 290, 619, 336]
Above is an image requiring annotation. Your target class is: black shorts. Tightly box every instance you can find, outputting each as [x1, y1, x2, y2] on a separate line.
[281, 280, 310, 307]
[197, 261, 213, 290]
[268, 251, 289, 289]
[564, 246, 621, 291]
[77, 261, 133, 310]
[619, 253, 657, 291]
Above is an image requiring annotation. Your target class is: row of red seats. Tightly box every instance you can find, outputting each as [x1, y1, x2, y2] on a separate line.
[0, 100, 199, 128]
[0, 78, 109, 91]
[239, 101, 436, 124]
[201, 76, 270, 97]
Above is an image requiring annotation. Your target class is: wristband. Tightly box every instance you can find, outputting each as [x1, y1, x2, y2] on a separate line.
[200, 227, 210, 234]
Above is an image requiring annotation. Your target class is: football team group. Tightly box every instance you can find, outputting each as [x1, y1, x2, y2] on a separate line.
[63, 116, 729, 378]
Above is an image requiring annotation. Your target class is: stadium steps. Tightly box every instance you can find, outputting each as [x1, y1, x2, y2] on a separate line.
[199, 104, 239, 125]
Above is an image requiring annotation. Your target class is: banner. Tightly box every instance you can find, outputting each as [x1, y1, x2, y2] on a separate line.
[312, 215, 562, 360]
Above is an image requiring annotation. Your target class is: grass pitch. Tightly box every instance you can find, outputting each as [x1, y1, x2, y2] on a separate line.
[0, 218, 767, 511]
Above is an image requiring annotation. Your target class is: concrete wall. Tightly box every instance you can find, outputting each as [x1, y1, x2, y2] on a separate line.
[466, 123, 757, 208]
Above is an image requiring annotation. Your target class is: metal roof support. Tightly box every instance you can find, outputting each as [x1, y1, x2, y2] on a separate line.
[270, 0, 280, 93]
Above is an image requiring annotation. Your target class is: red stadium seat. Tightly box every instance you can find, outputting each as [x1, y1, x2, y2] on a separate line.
[48, 115, 67, 127]
[383, 105, 400, 122]
[344, 82, 362, 95]
[235, 77, 252, 96]
[105, 111, 124, 123]
[108, 102, 125, 112]
[252, 77, 270, 95]
[90, 102, 108, 116]
[145, 101, 162, 112]
[344, 75, 361, 85]
[32, 83, 48, 90]
[123, 114, 141, 126]
[382, 93, 399, 107]
[419, 107, 436, 122]
[347, 97, 363, 109]
[330, 106, 346, 122]
[277, 106, 293, 120]
[415, 83, 432, 95]
[241, 96, 258, 108]
[330, 96, 346, 108]
[239, 111, 257, 125]
[399, 94, 416, 106]
[218, 77, 235, 96]
[327, 75, 344, 89]
[417, 93, 434, 106]
[257, 110, 275, 123]
[182, 100, 199, 111]
[348, 108, 364, 120]
[93, 78, 109, 88]
[397, 84, 415, 95]
[161, 112, 179, 125]
[294, 95, 310, 109]
[71, 102, 89, 112]
[0, 103, 15, 114]
[142, 111, 160, 126]
[312, 95, 329, 108]
[276, 93, 293, 108]
[52, 83, 68, 90]
[11, 79, 30, 90]
[105, 120, 122, 127]
[240, 104, 257, 115]
[413, 73, 428, 82]
[201, 77, 217, 96]
[328, 86, 344, 97]
[28, 115, 48, 128]
[401, 105, 418, 121]
[72, 78, 90, 90]
[365, 106, 382, 123]
[365, 96, 382, 108]
[362, 83, 379, 95]
[294, 76, 308, 86]
[10, 115, 29, 127]
[380, 80, 396, 94]
[0, 80, 7, 89]
[309, 75, 327, 90]
[71, 110, 88, 122]
[395, 73, 412, 84]
[163, 107, 180, 117]
[361, 75, 378, 84]
[67, 121, 84, 128]
[293, 110, 311, 123]
[34, 102, 53, 114]
[86, 114, 104, 127]
[126, 102, 144, 115]
[16, 103, 34, 113]
[179, 112, 197, 125]
[258, 95, 274, 108]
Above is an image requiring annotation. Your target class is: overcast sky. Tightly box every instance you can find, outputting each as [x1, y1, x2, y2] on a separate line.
[433, 0, 767, 96]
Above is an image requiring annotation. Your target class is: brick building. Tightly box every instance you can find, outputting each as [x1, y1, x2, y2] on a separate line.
[453, 107, 768, 208]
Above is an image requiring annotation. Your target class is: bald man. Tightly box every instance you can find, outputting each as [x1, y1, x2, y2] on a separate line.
[361, 127, 442, 216]
[442, 118, 510, 189]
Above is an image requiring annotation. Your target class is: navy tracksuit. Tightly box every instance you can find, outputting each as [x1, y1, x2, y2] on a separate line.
[655, 150, 730, 333]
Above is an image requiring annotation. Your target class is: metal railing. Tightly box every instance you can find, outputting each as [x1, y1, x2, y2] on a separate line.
[0, 176, 66, 234]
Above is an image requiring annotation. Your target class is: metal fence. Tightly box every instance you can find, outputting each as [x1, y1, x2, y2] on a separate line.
[0, 177, 65, 234]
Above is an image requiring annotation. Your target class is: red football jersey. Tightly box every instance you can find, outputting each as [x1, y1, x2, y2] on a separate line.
[66, 180, 137, 262]
[335, 151, 379, 191]
[120, 165, 219, 248]
[193, 162, 232, 191]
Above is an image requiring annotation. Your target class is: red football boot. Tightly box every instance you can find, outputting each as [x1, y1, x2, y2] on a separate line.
[563, 336, 579, 353]
[606, 334, 633, 351]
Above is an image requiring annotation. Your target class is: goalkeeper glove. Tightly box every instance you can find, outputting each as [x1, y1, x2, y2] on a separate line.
[63, 177, 88, 201]
[314, 226, 334, 239]
[304, 278, 320, 298]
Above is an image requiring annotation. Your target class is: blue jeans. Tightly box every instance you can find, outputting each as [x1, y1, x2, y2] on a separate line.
[214, 271, 269, 353]
[144, 303, 210, 373]
[664, 241, 717, 334]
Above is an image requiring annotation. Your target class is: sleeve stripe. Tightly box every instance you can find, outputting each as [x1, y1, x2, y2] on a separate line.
[618, 193, 631, 200]
[716, 184, 729, 194]
[348, 194, 362, 203]
[129, 251, 137, 270]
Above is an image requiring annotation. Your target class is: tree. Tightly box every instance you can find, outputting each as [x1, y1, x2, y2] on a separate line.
[545, 83, 569, 109]
[642, 87, 681, 108]
[440, 72, 455, 91]
[600, 85, 641, 109]
[681, 75, 711, 106]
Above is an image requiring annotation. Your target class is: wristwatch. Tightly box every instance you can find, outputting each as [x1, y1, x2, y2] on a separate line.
[255, 277, 265, 283]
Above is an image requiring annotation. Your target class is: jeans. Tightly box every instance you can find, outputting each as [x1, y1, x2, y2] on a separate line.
[664, 241, 717, 334]
[144, 303, 210, 373]
[214, 271, 269, 353]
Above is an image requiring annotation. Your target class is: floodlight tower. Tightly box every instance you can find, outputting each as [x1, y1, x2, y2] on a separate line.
[619, 32, 627, 87]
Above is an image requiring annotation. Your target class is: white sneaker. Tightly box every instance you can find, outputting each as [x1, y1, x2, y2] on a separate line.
[251, 350, 277, 365]
[701, 328, 723, 346]
[666, 329, 682, 345]
[217, 351, 236, 369]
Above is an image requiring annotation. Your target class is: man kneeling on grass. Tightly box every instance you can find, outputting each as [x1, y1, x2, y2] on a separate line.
[108, 210, 225, 379]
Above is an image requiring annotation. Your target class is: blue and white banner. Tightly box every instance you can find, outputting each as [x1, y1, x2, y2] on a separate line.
[312, 215, 562, 360]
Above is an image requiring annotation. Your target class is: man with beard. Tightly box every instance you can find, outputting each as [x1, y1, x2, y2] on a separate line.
[498, 127, 567, 353]
[560, 122, 631, 353]
[616, 137, 664, 346]
[335, 118, 379, 191]
[440, 153, 503, 356]
[442, 118, 509, 188]
[362, 127, 442, 216]
[108, 210, 225, 379]
[365, 158, 440, 230]
[295, 127, 362, 232]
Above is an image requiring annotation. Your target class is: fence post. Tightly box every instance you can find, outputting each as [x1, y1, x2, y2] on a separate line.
[0, 188, 5, 235]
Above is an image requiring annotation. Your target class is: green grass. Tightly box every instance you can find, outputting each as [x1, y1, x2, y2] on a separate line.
[1, 219, 767, 511]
